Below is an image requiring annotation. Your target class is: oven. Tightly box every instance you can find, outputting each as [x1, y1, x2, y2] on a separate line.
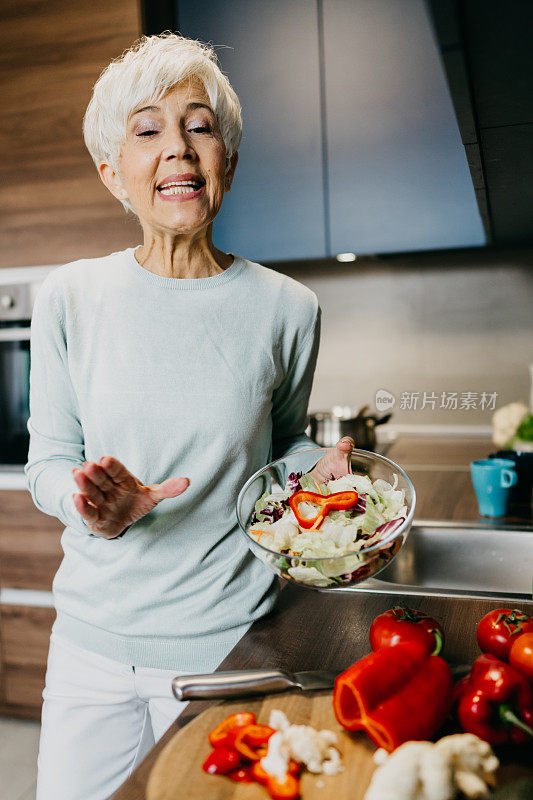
[0, 273, 51, 466]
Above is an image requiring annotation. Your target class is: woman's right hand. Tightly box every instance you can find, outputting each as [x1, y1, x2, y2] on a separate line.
[72, 456, 190, 539]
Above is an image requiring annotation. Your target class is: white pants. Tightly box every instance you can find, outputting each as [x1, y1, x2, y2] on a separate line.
[37, 632, 189, 800]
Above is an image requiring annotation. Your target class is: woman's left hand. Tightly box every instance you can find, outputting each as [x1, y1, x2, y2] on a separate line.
[309, 437, 355, 484]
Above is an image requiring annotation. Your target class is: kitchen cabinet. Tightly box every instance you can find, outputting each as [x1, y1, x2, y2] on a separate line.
[177, 0, 327, 262]
[0, 605, 56, 710]
[0, 0, 142, 268]
[0, 488, 62, 719]
[480, 123, 533, 244]
[175, 0, 484, 260]
[322, 0, 485, 254]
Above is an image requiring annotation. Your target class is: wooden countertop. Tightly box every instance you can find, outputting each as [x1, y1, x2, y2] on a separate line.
[112, 436, 533, 800]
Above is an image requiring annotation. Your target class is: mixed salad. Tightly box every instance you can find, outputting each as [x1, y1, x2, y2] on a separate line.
[248, 469, 408, 587]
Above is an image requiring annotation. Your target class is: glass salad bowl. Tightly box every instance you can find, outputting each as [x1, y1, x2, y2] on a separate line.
[236, 447, 416, 591]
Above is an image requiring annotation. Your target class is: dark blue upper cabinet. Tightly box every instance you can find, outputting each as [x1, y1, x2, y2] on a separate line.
[322, 0, 486, 254]
[177, 1, 327, 262]
[175, 0, 485, 260]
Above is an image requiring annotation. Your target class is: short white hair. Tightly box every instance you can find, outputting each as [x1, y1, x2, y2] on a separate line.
[83, 31, 242, 214]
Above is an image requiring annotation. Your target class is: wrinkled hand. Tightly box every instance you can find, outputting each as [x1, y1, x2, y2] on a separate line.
[309, 437, 355, 484]
[72, 456, 190, 540]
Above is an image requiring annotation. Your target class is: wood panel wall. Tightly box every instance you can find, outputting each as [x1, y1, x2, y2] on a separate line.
[0, 0, 143, 268]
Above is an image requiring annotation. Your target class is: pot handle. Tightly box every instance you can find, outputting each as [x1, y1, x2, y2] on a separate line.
[370, 412, 393, 426]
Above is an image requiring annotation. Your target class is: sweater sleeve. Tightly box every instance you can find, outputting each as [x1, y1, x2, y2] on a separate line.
[24, 275, 93, 535]
[271, 297, 322, 478]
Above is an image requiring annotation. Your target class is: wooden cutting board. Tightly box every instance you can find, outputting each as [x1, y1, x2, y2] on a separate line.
[146, 691, 377, 800]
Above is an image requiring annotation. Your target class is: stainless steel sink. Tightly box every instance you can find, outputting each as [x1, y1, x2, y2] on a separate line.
[344, 520, 533, 601]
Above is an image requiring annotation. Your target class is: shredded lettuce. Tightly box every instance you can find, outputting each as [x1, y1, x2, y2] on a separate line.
[361, 494, 386, 534]
[248, 466, 409, 586]
[298, 473, 320, 492]
[252, 490, 289, 524]
[253, 491, 271, 516]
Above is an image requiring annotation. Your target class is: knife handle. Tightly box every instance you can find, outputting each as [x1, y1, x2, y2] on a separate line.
[172, 670, 296, 701]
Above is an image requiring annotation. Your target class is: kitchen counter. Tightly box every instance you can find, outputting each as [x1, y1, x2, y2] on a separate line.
[0, 465, 27, 490]
[386, 435, 532, 523]
[112, 436, 533, 799]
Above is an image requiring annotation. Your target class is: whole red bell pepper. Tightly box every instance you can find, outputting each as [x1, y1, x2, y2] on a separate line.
[456, 653, 533, 745]
[332, 640, 453, 752]
[289, 489, 359, 530]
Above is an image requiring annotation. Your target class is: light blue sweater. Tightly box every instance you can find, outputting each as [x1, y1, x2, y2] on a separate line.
[25, 247, 321, 670]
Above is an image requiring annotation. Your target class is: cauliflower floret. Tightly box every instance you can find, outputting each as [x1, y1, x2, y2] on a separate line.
[366, 741, 451, 800]
[492, 402, 529, 448]
[260, 731, 289, 780]
[261, 713, 343, 778]
[282, 725, 340, 773]
[364, 734, 499, 800]
[322, 745, 343, 776]
[268, 709, 290, 731]
[434, 734, 499, 798]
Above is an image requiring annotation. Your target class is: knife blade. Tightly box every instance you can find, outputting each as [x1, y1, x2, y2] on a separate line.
[172, 669, 338, 701]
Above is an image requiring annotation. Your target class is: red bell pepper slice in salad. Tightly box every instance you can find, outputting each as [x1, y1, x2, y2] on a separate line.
[289, 489, 359, 530]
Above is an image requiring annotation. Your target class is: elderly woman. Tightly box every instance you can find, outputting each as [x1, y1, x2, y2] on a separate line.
[25, 32, 354, 800]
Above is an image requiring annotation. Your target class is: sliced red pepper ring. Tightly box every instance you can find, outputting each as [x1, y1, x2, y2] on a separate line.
[289, 489, 359, 530]
[208, 711, 256, 747]
[227, 764, 255, 782]
[288, 759, 301, 776]
[266, 772, 301, 800]
[205, 713, 301, 795]
[202, 744, 241, 775]
[240, 724, 276, 747]
[251, 761, 271, 785]
[233, 724, 274, 761]
[251, 757, 301, 786]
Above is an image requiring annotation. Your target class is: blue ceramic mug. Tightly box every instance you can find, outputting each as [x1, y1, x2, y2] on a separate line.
[470, 459, 518, 517]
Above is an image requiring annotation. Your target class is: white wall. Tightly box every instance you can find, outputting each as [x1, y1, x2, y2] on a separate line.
[277, 247, 533, 425]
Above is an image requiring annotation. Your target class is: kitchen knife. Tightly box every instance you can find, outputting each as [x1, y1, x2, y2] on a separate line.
[172, 669, 338, 701]
[172, 664, 471, 701]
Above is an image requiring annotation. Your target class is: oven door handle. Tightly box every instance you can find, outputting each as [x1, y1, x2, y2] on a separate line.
[0, 328, 31, 341]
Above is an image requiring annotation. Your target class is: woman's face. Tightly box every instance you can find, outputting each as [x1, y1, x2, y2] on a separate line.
[102, 79, 237, 235]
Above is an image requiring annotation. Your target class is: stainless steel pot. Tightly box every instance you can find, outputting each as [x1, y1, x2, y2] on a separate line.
[306, 405, 392, 451]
